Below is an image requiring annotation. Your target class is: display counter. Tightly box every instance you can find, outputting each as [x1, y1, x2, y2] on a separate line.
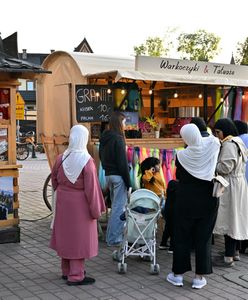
[91, 137, 184, 179]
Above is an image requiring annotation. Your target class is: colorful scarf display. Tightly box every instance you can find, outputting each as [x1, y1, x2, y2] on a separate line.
[97, 145, 181, 192]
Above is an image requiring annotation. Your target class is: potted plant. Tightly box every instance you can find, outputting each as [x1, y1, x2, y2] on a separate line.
[139, 116, 161, 138]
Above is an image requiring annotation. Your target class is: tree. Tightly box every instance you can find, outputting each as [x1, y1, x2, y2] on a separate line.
[134, 37, 166, 57]
[235, 37, 248, 65]
[177, 29, 221, 61]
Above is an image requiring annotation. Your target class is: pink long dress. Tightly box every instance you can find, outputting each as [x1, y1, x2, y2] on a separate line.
[50, 155, 106, 259]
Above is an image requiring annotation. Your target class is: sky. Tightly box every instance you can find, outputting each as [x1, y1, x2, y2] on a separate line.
[1, 0, 247, 63]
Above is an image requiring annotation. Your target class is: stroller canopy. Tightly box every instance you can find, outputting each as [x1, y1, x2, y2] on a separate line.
[129, 189, 160, 211]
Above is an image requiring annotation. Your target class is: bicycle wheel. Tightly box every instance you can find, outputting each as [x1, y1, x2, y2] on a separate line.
[16, 144, 30, 160]
[43, 173, 52, 211]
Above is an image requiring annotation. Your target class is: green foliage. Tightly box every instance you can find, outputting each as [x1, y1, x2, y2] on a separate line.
[177, 29, 221, 61]
[235, 37, 248, 65]
[134, 37, 166, 57]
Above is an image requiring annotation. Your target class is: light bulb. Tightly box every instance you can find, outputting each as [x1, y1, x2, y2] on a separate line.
[107, 88, 111, 94]
[220, 97, 224, 102]
[198, 93, 202, 99]
[174, 92, 178, 98]
[149, 89, 153, 95]
[96, 92, 100, 97]
[121, 89, 125, 95]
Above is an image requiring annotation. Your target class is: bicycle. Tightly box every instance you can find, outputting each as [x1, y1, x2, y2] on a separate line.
[43, 173, 52, 211]
[16, 131, 39, 161]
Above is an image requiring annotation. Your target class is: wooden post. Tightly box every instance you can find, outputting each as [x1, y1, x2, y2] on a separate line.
[0, 79, 22, 243]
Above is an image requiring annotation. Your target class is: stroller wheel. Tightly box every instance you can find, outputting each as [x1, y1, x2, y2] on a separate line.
[112, 250, 122, 262]
[118, 262, 127, 274]
[150, 264, 160, 275]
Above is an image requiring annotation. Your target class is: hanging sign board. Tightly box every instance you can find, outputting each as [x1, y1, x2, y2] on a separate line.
[75, 85, 114, 122]
[16, 92, 25, 120]
[135, 56, 248, 87]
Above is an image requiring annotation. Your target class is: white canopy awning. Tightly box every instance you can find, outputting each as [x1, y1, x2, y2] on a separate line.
[84, 55, 248, 87]
[86, 68, 248, 87]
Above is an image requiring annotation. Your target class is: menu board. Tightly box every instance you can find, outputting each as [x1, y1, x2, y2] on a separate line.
[76, 85, 114, 123]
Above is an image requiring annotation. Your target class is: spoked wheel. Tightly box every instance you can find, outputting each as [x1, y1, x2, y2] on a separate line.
[16, 144, 29, 160]
[43, 173, 52, 211]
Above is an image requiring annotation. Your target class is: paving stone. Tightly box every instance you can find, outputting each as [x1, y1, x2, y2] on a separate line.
[2, 155, 248, 300]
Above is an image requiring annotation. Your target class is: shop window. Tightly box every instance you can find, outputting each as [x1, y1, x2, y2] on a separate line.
[26, 81, 35, 91]
[0, 88, 10, 120]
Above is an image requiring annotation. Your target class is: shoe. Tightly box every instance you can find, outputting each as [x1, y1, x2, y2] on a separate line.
[159, 245, 169, 250]
[212, 257, 235, 268]
[159, 243, 170, 250]
[167, 248, 173, 254]
[67, 277, 95, 286]
[112, 249, 122, 262]
[192, 277, 207, 289]
[166, 273, 183, 287]
[234, 255, 241, 261]
[218, 251, 240, 261]
[62, 270, 86, 280]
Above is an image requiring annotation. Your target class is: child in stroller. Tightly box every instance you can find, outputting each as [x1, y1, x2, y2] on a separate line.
[140, 157, 166, 199]
[114, 188, 161, 274]
[140, 157, 174, 253]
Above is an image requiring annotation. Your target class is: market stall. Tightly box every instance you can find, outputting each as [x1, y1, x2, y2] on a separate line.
[37, 51, 248, 190]
[0, 32, 50, 243]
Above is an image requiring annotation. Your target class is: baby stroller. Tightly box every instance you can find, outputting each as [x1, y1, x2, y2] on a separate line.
[113, 189, 161, 275]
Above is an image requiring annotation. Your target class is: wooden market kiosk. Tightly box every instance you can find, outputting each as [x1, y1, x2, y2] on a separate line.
[37, 51, 248, 172]
[0, 33, 49, 243]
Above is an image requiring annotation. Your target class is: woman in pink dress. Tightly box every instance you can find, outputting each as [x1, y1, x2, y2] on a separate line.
[50, 125, 106, 286]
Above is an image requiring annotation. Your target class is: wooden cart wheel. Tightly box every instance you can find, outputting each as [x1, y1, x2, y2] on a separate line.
[43, 173, 52, 211]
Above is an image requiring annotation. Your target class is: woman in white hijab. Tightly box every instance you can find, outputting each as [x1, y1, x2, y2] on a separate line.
[50, 125, 105, 286]
[166, 123, 220, 290]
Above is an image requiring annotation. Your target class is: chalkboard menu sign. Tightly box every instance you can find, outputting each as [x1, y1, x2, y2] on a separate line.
[76, 85, 114, 122]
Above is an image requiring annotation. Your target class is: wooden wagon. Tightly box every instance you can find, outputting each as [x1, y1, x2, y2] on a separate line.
[37, 51, 248, 210]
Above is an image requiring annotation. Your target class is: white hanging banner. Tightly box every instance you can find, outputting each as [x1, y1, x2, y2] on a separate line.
[135, 56, 248, 87]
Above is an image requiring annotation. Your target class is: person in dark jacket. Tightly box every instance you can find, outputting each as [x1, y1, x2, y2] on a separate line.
[99, 111, 131, 246]
[190, 117, 210, 137]
[166, 124, 220, 289]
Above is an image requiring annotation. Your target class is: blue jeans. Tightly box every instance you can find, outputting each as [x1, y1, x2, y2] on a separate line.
[106, 175, 127, 246]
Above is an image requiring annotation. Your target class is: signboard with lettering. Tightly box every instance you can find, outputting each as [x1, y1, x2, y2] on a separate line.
[135, 56, 248, 87]
[16, 92, 25, 120]
[76, 85, 114, 122]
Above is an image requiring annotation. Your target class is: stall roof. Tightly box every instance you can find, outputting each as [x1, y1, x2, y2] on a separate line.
[86, 69, 248, 87]
[46, 52, 248, 87]
[85, 56, 248, 87]
[68, 52, 135, 75]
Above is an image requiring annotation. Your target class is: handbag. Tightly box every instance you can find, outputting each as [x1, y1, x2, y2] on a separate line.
[212, 175, 229, 198]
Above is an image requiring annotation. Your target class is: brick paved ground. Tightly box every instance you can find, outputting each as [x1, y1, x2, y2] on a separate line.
[0, 153, 248, 299]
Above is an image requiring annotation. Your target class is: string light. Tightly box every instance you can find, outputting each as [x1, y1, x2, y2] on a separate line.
[107, 88, 112, 94]
[242, 90, 245, 99]
[121, 88, 125, 95]
[96, 92, 100, 97]
[174, 92, 178, 98]
[198, 93, 202, 99]
[149, 89, 153, 95]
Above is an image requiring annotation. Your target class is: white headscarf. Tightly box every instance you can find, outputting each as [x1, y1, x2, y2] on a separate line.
[177, 123, 220, 181]
[62, 125, 91, 184]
